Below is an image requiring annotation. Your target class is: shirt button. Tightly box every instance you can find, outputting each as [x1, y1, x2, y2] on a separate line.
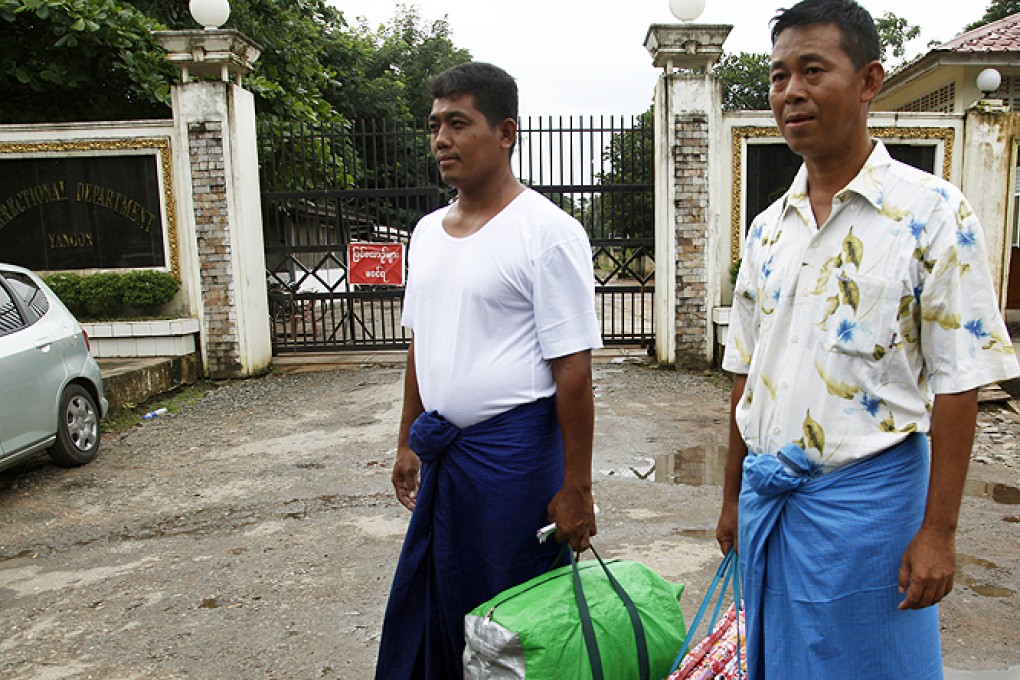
[810, 241, 819, 249]
[791, 336, 799, 343]
[773, 427, 782, 435]
[782, 381, 789, 388]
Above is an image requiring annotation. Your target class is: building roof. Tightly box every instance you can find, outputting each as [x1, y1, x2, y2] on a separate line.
[876, 12, 1020, 104]
[938, 12, 1020, 52]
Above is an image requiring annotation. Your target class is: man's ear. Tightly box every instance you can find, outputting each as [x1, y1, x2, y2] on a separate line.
[499, 117, 517, 151]
[860, 60, 885, 104]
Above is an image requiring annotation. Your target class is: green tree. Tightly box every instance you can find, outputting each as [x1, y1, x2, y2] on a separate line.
[709, 12, 923, 113]
[876, 11, 921, 65]
[591, 109, 654, 241]
[127, 0, 345, 124]
[370, 5, 471, 119]
[965, 0, 1020, 30]
[2, 1, 473, 126]
[321, 5, 470, 122]
[715, 52, 770, 110]
[0, 0, 174, 123]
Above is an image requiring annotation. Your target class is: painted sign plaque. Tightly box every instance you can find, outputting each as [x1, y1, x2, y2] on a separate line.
[347, 242, 404, 286]
[0, 154, 165, 271]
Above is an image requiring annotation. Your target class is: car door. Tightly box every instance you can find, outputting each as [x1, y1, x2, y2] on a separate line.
[0, 274, 67, 457]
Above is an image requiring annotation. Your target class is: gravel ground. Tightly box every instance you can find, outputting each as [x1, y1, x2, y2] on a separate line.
[0, 361, 1017, 678]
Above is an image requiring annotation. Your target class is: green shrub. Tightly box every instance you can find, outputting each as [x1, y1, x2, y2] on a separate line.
[122, 269, 180, 314]
[80, 272, 125, 319]
[730, 258, 742, 287]
[43, 272, 86, 317]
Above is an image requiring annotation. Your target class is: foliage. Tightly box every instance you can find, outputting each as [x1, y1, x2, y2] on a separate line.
[965, 0, 1020, 31]
[711, 13, 923, 112]
[125, 0, 345, 124]
[730, 258, 741, 287]
[253, 6, 467, 244]
[121, 269, 179, 313]
[875, 12, 921, 65]
[0, 0, 174, 123]
[3, 1, 474, 127]
[369, 5, 471, 119]
[715, 52, 771, 111]
[43, 272, 86, 316]
[79, 271, 124, 318]
[322, 5, 469, 228]
[47, 269, 180, 319]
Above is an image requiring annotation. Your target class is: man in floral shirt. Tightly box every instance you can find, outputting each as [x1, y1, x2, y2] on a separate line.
[717, 0, 1020, 677]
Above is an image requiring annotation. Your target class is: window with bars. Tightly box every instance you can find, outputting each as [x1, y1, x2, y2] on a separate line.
[992, 76, 1020, 110]
[4, 272, 49, 322]
[896, 82, 956, 113]
[0, 284, 23, 337]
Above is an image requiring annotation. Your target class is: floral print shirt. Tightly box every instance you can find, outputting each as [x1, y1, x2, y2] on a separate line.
[723, 141, 1020, 470]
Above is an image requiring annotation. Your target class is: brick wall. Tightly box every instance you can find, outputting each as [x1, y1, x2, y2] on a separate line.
[673, 113, 710, 368]
[188, 120, 242, 378]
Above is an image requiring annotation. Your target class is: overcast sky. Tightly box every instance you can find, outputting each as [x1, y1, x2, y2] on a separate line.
[326, 0, 985, 117]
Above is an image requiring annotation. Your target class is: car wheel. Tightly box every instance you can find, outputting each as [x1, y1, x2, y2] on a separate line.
[48, 384, 101, 467]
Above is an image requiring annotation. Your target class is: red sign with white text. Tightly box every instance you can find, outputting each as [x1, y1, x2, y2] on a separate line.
[348, 242, 405, 286]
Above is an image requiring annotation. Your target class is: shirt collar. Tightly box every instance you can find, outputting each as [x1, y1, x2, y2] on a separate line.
[780, 140, 892, 222]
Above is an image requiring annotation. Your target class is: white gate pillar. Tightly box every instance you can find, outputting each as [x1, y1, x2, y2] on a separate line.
[156, 29, 272, 379]
[961, 101, 1020, 307]
[645, 23, 731, 367]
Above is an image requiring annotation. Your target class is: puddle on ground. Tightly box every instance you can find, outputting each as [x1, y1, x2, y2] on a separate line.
[958, 553, 999, 570]
[950, 554, 1015, 599]
[654, 445, 728, 486]
[652, 449, 1020, 507]
[963, 480, 1020, 504]
[969, 584, 1016, 597]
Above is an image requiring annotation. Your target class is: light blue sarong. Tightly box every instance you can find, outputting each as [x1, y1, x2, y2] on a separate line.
[739, 433, 943, 679]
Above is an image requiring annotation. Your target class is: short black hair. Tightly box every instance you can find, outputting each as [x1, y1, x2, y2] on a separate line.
[770, 0, 881, 70]
[427, 62, 518, 129]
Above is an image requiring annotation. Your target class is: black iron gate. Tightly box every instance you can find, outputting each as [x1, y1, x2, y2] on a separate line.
[259, 114, 653, 354]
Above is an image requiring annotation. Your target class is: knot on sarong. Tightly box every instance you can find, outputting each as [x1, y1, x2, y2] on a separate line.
[408, 410, 461, 465]
[743, 443, 820, 498]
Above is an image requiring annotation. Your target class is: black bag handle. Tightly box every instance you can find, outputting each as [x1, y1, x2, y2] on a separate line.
[568, 546, 651, 680]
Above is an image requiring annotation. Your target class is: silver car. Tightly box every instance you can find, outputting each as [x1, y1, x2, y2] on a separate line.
[0, 263, 108, 472]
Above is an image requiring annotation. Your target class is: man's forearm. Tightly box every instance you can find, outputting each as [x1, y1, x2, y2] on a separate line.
[398, 340, 425, 450]
[551, 350, 594, 489]
[925, 389, 978, 531]
[723, 374, 749, 505]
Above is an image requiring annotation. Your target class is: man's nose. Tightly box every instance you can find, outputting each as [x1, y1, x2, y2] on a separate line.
[432, 124, 451, 148]
[784, 73, 808, 102]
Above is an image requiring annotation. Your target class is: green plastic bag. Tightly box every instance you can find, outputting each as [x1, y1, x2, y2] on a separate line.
[463, 550, 685, 679]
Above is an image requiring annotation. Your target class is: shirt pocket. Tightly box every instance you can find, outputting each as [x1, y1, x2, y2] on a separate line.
[819, 271, 902, 361]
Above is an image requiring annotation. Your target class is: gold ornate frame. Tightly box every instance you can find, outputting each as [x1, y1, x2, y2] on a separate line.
[729, 125, 956, 264]
[0, 138, 179, 279]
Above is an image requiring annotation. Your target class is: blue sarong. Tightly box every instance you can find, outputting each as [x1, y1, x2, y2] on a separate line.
[374, 397, 563, 680]
[739, 433, 943, 679]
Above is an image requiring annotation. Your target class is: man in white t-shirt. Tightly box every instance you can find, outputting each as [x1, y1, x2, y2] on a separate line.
[374, 62, 603, 680]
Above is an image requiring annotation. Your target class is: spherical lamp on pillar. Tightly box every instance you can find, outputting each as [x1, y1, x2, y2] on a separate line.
[190, 0, 230, 30]
[977, 67, 1002, 98]
[669, 0, 706, 21]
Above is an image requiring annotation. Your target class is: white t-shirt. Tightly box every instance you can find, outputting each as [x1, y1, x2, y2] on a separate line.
[402, 188, 603, 428]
